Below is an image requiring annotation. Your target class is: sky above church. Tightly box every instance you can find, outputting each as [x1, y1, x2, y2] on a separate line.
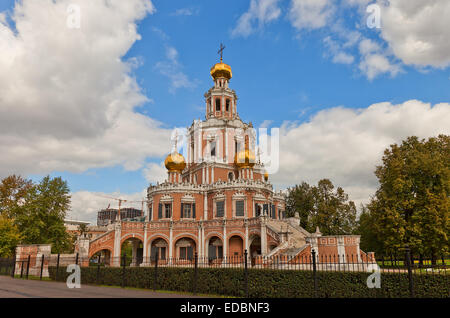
[1, 0, 449, 222]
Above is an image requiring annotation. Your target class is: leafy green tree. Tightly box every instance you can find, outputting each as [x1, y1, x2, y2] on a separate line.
[78, 223, 88, 237]
[355, 204, 384, 255]
[286, 182, 315, 230]
[0, 175, 33, 219]
[368, 135, 449, 260]
[0, 215, 22, 257]
[14, 176, 74, 253]
[286, 179, 357, 235]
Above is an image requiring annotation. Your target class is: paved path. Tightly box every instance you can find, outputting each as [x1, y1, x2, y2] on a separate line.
[0, 276, 202, 298]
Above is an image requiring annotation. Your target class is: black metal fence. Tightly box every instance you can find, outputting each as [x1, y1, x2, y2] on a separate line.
[1, 249, 448, 298]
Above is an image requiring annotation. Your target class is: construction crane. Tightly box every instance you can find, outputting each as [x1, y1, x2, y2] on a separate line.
[94, 194, 147, 220]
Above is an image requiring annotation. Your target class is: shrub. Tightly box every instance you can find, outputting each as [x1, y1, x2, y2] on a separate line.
[48, 266, 450, 298]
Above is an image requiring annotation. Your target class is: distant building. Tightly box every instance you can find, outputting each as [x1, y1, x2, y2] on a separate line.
[64, 219, 108, 240]
[97, 208, 144, 226]
[64, 219, 90, 235]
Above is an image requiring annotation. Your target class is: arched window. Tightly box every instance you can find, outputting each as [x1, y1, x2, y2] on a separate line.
[228, 172, 234, 181]
[225, 99, 230, 112]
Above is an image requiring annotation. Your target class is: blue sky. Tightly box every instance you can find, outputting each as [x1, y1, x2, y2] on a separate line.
[1, 0, 449, 221]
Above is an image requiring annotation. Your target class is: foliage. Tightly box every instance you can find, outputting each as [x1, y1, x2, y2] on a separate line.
[355, 204, 384, 255]
[0, 216, 22, 257]
[78, 223, 88, 237]
[286, 179, 357, 234]
[48, 266, 450, 298]
[367, 135, 449, 257]
[0, 175, 33, 219]
[0, 175, 74, 254]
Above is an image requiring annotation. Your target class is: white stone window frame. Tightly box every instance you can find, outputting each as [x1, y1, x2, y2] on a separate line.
[181, 195, 195, 220]
[253, 200, 265, 218]
[159, 195, 173, 220]
[277, 203, 283, 219]
[232, 192, 246, 218]
[213, 193, 226, 219]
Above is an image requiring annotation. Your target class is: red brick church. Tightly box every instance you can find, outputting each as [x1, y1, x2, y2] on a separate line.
[84, 53, 373, 268]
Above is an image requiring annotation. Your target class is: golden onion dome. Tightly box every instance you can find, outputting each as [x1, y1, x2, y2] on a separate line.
[164, 152, 186, 172]
[234, 149, 256, 169]
[210, 62, 232, 80]
[264, 171, 269, 181]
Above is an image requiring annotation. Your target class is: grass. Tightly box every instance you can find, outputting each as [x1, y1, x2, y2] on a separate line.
[377, 259, 450, 268]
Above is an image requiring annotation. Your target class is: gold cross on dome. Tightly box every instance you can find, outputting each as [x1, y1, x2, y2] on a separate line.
[218, 43, 225, 62]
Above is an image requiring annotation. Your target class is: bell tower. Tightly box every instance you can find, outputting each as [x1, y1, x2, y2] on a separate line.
[205, 43, 238, 120]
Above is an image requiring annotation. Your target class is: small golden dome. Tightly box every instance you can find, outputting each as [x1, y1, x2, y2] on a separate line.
[210, 62, 232, 80]
[164, 152, 186, 172]
[264, 171, 269, 181]
[234, 149, 256, 169]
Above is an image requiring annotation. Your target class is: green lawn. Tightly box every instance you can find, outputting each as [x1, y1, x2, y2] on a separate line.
[378, 259, 450, 268]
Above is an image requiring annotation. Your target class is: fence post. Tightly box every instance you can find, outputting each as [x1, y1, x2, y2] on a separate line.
[244, 249, 249, 298]
[11, 253, 16, 278]
[153, 250, 159, 291]
[20, 260, 24, 278]
[121, 252, 126, 288]
[56, 253, 60, 281]
[26, 255, 30, 279]
[405, 246, 414, 298]
[96, 255, 101, 285]
[40, 254, 44, 280]
[75, 253, 79, 266]
[193, 252, 198, 295]
[311, 249, 318, 298]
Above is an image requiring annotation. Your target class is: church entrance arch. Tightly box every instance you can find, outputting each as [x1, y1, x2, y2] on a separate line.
[249, 235, 261, 266]
[121, 237, 143, 267]
[207, 236, 223, 264]
[150, 238, 168, 264]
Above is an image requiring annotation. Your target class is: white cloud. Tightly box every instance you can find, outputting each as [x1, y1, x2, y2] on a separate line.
[171, 7, 199, 16]
[155, 46, 196, 93]
[289, 0, 334, 30]
[377, 0, 450, 68]
[0, 0, 173, 177]
[143, 161, 167, 184]
[358, 38, 401, 80]
[232, 0, 282, 37]
[323, 36, 355, 64]
[285, 0, 450, 78]
[271, 100, 450, 208]
[69, 190, 147, 223]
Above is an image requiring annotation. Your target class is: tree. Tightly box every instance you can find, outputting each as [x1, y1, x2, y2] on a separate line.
[0, 175, 33, 219]
[286, 182, 315, 230]
[286, 179, 357, 235]
[0, 215, 22, 257]
[78, 223, 88, 237]
[368, 135, 449, 259]
[14, 176, 74, 253]
[355, 204, 384, 255]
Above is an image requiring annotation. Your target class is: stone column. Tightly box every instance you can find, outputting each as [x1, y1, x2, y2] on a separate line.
[113, 223, 121, 267]
[169, 222, 173, 264]
[261, 216, 267, 256]
[141, 224, 148, 266]
[337, 236, 346, 263]
[203, 192, 208, 219]
[198, 223, 202, 259]
[223, 220, 228, 259]
[245, 220, 249, 252]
